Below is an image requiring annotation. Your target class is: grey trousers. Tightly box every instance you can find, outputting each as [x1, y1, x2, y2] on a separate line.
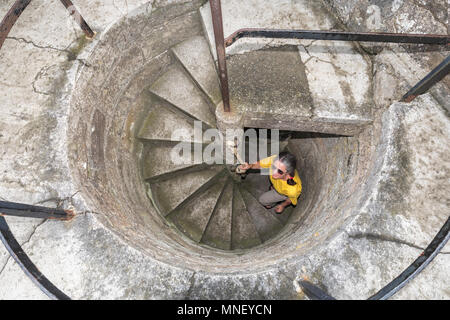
[258, 188, 288, 207]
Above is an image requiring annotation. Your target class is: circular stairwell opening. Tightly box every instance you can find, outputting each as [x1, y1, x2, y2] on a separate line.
[141, 129, 337, 252]
[67, 1, 376, 273]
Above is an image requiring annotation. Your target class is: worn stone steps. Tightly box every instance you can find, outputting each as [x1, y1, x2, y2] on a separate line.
[231, 184, 262, 250]
[137, 97, 209, 144]
[150, 165, 225, 216]
[141, 141, 211, 181]
[238, 186, 284, 242]
[200, 178, 234, 250]
[171, 35, 222, 106]
[141, 34, 297, 251]
[167, 174, 229, 242]
[239, 174, 292, 226]
[149, 63, 216, 128]
[3, 0, 448, 300]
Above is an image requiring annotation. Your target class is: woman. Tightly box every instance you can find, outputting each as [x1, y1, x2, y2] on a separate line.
[238, 151, 302, 214]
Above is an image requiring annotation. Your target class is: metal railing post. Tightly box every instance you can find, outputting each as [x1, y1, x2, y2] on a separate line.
[59, 0, 95, 39]
[209, 0, 231, 112]
[296, 280, 336, 300]
[401, 55, 450, 103]
[224, 28, 449, 47]
[0, 0, 32, 50]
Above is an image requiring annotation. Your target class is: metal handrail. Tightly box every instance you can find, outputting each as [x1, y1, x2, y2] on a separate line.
[401, 55, 450, 103]
[368, 216, 450, 300]
[59, 0, 95, 38]
[209, 0, 231, 112]
[224, 28, 449, 47]
[296, 216, 450, 300]
[0, 0, 31, 50]
[222, 28, 450, 104]
[0, 216, 71, 300]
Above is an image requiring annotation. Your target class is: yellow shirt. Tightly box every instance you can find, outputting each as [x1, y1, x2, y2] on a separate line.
[259, 155, 302, 205]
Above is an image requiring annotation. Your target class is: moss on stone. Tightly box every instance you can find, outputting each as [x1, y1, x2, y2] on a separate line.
[67, 35, 90, 62]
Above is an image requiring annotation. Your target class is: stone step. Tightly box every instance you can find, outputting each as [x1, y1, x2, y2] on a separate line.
[149, 64, 216, 128]
[227, 46, 371, 136]
[171, 36, 222, 106]
[241, 172, 270, 196]
[150, 165, 225, 216]
[137, 98, 209, 144]
[200, 0, 373, 136]
[200, 0, 336, 59]
[238, 186, 284, 242]
[200, 178, 233, 250]
[231, 184, 262, 250]
[141, 141, 210, 181]
[167, 174, 229, 242]
[240, 173, 291, 226]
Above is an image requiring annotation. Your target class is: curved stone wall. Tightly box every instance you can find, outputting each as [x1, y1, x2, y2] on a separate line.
[67, 0, 381, 273]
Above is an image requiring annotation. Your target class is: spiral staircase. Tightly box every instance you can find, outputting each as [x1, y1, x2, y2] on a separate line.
[136, 35, 292, 250]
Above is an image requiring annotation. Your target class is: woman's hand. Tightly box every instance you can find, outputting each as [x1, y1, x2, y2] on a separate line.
[238, 162, 251, 172]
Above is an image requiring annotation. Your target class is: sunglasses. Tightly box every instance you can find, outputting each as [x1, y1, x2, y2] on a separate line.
[271, 164, 285, 175]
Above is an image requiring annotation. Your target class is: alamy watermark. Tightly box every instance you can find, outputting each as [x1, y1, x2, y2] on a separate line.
[170, 121, 280, 172]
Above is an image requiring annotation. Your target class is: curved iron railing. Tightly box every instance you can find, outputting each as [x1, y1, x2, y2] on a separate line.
[0, 215, 71, 300]
[0, 0, 94, 300]
[0, 0, 449, 300]
[296, 216, 450, 300]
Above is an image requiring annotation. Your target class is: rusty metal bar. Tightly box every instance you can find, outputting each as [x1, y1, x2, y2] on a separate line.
[0, 0, 32, 50]
[297, 280, 336, 300]
[0, 201, 74, 221]
[59, 0, 95, 38]
[224, 28, 450, 47]
[401, 55, 450, 103]
[209, 0, 231, 113]
[0, 216, 71, 300]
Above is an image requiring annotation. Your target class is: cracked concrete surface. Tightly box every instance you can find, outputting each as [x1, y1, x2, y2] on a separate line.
[214, 0, 373, 135]
[0, 0, 449, 300]
[321, 0, 449, 112]
[298, 39, 372, 121]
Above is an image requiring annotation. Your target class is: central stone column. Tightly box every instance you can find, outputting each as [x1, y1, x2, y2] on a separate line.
[215, 102, 244, 169]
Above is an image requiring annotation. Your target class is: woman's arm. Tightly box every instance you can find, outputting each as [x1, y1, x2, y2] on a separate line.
[239, 155, 275, 171]
[239, 161, 261, 171]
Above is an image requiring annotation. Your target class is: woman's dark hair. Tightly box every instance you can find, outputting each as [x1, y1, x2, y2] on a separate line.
[276, 151, 297, 185]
